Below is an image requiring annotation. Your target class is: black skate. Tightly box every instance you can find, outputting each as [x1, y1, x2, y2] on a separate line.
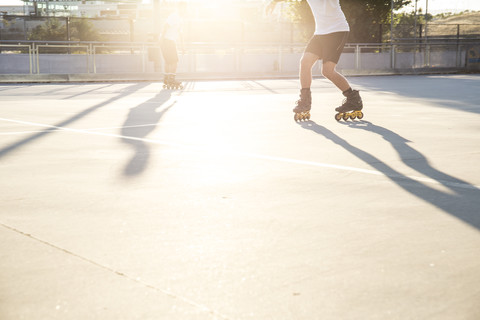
[334, 90, 363, 121]
[163, 74, 184, 90]
[162, 75, 170, 89]
[293, 89, 312, 121]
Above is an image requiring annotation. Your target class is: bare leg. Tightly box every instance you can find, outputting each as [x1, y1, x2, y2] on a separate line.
[165, 62, 177, 75]
[321, 61, 351, 92]
[299, 52, 320, 89]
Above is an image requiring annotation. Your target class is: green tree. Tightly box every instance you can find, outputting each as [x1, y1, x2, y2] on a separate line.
[28, 18, 103, 53]
[341, 0, 411, 42]
[284, 0, 315, 41]
[28, 18, 66, 41]
[392, 9, 432, 39]
[69, 18, 103, 42]
[28, 18, 102, 42]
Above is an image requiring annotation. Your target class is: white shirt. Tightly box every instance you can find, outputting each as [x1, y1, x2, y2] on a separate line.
[307, 0, 350, 35]
[164, 12, 181, 42]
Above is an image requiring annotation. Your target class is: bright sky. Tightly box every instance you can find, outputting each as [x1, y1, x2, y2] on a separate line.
[1, 0, 480, 14]
[403, 0, 480, 14]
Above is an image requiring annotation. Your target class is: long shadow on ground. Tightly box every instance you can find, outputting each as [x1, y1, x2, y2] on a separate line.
[300, 120, 480, 230]
[120, 89, 176, 177]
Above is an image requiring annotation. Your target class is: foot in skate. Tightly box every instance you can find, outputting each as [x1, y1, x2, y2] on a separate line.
[162, 75, 170, 90]
[334, 89, 364, 121]
[294, 88, 312, 121]
[163, 74, 184, 90]
[171, 80, 183, 90]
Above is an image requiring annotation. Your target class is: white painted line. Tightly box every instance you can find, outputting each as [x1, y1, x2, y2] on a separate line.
[82, 124, 161, 131]
[1, 117, 479, 191]
[0, 130, 61, 135]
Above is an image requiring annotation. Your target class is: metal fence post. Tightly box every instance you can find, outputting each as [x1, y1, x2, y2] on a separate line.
[35, 43, 40, 74]
[88, 43, 93, 73]
[391, 44, 396, 69]
[93, 46, 97, 74]
[29, 44, 33, 74]
[426, 44, 430, 67]
[235, 46, 240, 73]
[192, 48, 196, 74]
[141, 44, 146, 73]
[355, 44, 360, 70]
[278, 45, 283, 73]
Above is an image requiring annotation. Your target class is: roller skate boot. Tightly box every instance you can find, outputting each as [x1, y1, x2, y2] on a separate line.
[163, 74, 183, 90]
[334, 89, 363, 121]
[171, 79, 184, 90]
[162, 74, 171, 90]
[293, 88, 312, 121]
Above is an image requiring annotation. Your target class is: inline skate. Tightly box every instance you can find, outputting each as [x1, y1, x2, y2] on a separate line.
[334, 89, 363, 121]
[163, 74, 184, 90]
[293, 88, 312, 121]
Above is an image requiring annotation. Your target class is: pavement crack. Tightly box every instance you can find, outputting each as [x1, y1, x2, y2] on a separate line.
[0, 222, 233, 320]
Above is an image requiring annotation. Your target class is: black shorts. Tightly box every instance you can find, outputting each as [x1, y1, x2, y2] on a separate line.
[304, 32, 349, 64]
[161, 39, 178, 64]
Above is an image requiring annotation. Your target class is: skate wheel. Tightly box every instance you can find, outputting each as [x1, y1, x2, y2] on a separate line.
[350, 113, 356, 120]
[306, 112, 311, 120]
[342, 113, 350, 121]
[357, 111, 364, 119]
[335, 113, 342, 121]
[294, 113, 300, 121]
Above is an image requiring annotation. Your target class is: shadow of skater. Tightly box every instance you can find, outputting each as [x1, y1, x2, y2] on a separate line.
[121, 89, 175, 177]
[344, 120, 474, 191]
[299, 120, 480, 230]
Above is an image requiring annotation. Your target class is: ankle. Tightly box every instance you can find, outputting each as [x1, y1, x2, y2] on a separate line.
[342, 88, 353, 96]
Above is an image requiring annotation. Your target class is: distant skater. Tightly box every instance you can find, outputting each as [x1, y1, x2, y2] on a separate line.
[266, 0, 363, 121]
[160, 3, 186, 89]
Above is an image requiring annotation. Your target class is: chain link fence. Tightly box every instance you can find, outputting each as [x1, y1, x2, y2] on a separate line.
[390, 23, 480, 41]
[2, 15, 480, 44]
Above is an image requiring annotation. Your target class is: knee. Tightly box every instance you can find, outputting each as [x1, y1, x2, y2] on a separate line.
[300, 55, 316, 70]
[322, 66, 336, 79]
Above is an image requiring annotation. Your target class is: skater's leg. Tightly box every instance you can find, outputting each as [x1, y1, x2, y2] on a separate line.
[299, 52, 319, 89]
[170, 62, 178, 75]
[164, 64, 172, 82]
[165, 63, 177, 76]
[323, 60, 363, 114]
[321, 61, 350, 92]
[292, 52, 317, 120]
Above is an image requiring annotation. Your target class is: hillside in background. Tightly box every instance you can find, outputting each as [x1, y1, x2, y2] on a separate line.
[428, 11, 480, 37]
[431, 11, 480, 24]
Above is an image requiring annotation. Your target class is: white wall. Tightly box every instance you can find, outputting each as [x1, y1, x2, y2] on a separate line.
[0, 50, 470, 76]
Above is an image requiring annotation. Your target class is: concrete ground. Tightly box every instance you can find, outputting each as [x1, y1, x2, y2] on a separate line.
[0, 74, 479, 320]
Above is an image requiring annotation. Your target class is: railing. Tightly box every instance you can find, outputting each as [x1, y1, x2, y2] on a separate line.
[0, 40, 479, 77]
[344, 42, 470, 70]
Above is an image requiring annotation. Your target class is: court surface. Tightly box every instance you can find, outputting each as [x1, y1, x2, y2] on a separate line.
[1, 75, 480, 319]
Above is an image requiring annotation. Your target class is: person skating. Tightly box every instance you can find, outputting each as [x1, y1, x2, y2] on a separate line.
[266, 0, 363, 121]
[160, 3, 186, 90]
